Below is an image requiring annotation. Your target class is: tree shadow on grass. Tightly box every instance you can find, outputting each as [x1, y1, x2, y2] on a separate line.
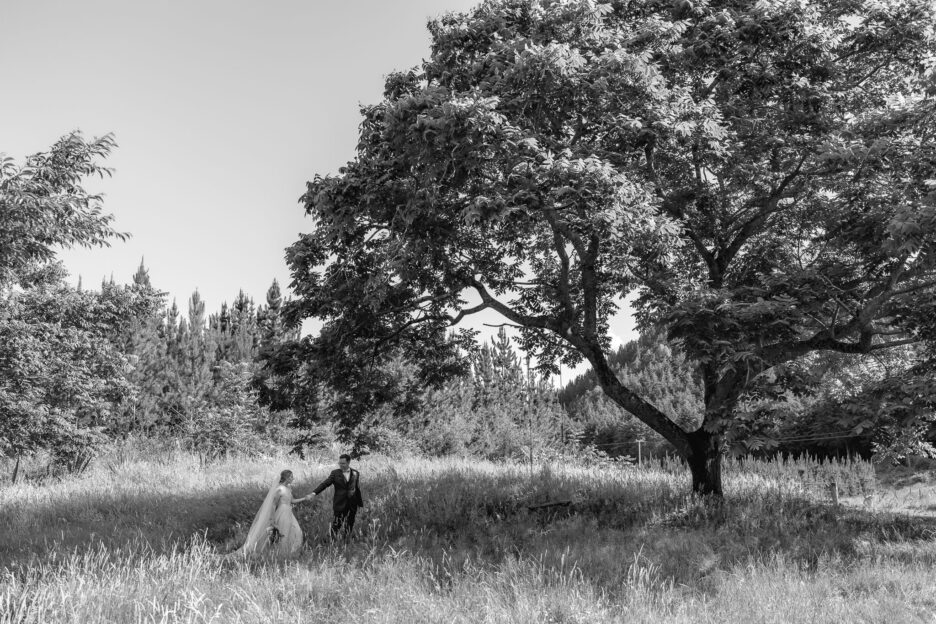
[328, 491, 936, 591]
[0, 481, 306, 569]
[524, 495, 936, 588]
[4, 471, 936, 593]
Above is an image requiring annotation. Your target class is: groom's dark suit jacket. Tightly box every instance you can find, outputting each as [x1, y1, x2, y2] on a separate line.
[313, 468, 364, 513]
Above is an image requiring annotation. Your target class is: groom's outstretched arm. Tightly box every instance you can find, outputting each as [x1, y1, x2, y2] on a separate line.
[313, 472, 335, 495]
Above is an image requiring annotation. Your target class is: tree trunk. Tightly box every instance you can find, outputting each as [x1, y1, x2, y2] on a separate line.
[585, 347, 691, 456]
[578, 337, 725, 496]
[687, 429, 723, 496]
[11, 454, 20, 485]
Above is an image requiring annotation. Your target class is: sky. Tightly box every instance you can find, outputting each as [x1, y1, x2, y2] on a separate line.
[1, 0, 637, 377]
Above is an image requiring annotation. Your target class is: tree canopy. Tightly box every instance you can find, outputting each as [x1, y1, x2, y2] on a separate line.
[0, 132, 125, 288]
[0, 263, 151, 470]
[287, 0, 936, 494]
[1, 133, 131, 474]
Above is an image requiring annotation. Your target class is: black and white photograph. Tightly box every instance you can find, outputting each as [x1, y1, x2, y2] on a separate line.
[2, 0, 936, 621]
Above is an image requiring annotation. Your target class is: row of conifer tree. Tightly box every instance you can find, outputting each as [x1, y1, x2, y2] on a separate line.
[4, 255, 880, 482]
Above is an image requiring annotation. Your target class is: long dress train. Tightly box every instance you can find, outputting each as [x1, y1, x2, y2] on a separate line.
[235, 482, 303, 557]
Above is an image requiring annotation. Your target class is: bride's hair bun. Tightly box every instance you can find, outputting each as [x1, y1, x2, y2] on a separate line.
[279, 469, 293, 483]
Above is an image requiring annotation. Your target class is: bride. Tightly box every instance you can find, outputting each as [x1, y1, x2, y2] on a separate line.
[235, 469, 310, 557]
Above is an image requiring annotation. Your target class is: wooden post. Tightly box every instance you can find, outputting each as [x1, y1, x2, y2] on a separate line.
[636, 438, 645, 467]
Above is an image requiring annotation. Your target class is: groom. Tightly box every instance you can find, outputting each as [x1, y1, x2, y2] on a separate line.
[312, 453, 364, 539]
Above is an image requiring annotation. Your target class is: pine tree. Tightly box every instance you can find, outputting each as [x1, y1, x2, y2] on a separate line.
[254, 280, 296, 411]
[113, 259, 168, 432]
[411, 329, 562, 459]
[260, 280, 284, 347]
[154, 290, 218, 427]
[211, 290, 263, 364]
[181, 290, 215, 404]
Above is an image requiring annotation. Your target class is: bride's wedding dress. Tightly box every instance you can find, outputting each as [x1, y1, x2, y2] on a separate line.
[235, 482, 303, 557]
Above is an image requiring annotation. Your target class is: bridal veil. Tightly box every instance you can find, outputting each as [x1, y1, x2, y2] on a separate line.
[234, 481, 279, 556]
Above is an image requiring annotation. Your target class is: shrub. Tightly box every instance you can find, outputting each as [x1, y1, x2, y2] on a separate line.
[351, 422, 418, 459]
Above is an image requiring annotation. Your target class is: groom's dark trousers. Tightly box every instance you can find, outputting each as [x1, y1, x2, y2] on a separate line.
[314, 468, 364, 539]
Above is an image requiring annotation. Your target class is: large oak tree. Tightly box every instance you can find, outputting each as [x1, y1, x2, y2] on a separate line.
[287, 0, 936, 494]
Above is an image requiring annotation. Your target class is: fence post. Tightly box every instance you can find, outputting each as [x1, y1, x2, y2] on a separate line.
[829, 478, 840, 506]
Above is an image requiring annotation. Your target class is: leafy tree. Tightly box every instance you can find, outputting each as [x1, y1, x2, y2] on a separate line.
[287, 0, 936, 495]
[0, 264, 146, 477]
[849, 355, 936, 461]
[1, 133, 130, 478]
[767, 345, 936, 459]
[0, 133, 126, 287]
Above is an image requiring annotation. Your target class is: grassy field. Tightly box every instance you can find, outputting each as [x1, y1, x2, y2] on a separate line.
[2, 441, 936, 623]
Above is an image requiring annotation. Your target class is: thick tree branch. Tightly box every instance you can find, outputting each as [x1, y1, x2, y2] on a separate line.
[543, 213, 577, 322]
[719, 155, 806, 271]
[659, 189, 721, 284]
[370, 311, 440, 352]
[381, 293, 452, 317]
[869, 338, 918, 351]
[470, 278, 555, 331]
[646, 140, 722, 284]
[872, 327, 910, 337]
[449, 302, 489, 326]
[471, 270, 692, 458]
[855, 260, 913, 327]
[831, 59, 893, 92]
[565, 331, 692, 456]
[891, 277, 936, 297]
[581, 234, 600, 338]
[542, 207, 586, 258]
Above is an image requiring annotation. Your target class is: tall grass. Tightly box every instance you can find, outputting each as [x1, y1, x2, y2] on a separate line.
[2, 442, 935, 623]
